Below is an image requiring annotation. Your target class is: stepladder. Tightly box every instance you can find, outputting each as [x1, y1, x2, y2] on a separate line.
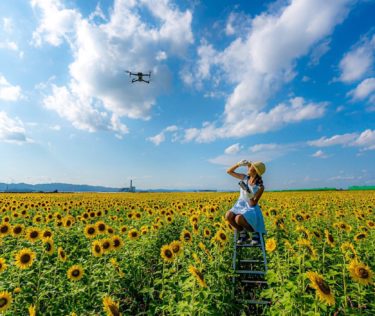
[232, 230, 271, 313]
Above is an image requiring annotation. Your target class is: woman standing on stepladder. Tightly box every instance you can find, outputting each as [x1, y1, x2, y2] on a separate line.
[225, 159, 267, 245]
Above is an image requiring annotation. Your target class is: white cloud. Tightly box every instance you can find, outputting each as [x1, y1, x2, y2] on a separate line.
[0, 74, 22, 101]
[210, 142, 296, 166]
[308, 133, 358, 147]
[338, 34, 375, 83]
[309, 38, 331, 66]
[33, 0, 193, 135]
[224, 143, 241, 154]
[31, 0, 82, 47]
[225, 11, 252, 37]
[352, 129, 375, 151]
[348, 77, 375, 100]
[183, 0, 353, 142]
[147, 125, 179, 145]
[0, 111, 29, 144]
[2, 18, 13, 33]
[312, 149, 329, 158]
[184, 97, 327, 143]
[43, 84, 128, 136]
[308, 129, 375, 151]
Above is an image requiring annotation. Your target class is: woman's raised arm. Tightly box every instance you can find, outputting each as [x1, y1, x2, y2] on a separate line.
[227, 162, 246, 180]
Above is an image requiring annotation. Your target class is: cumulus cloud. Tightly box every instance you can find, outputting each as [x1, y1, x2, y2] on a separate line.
[224, 143, 241, 154]
[348, 77, 375, 101]
[308, 129, 375, 151]
[32, 0, 193, 135]
[184, 97, 327, 143]
[338, 34, 375, 83]
[182, 0, 353, 142]
[0, 111, 29, 144]
[147, 125, 179, 145]
[210, 142, 296, 166]
[0, 74, 22, 101]
[43, 84, 128, 136]
[31, 0, 82, 46]
[312, 149, 329, 158]
[308, 133, 358, 147]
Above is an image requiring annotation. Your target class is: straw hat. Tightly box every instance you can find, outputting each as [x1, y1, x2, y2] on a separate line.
[252, 161, 266, 176]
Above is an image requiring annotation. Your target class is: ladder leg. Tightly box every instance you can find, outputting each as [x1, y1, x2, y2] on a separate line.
[232, 229, 238, 299]
[259, 233, 268, 272]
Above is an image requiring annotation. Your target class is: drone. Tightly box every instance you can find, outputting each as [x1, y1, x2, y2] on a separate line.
[125, 70, 151, 83]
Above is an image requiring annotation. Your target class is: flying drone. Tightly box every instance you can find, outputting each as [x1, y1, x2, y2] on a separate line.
[125, 70, 151, 83]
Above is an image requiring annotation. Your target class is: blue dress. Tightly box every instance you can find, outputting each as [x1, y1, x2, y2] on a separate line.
[230, 176, 267, 234]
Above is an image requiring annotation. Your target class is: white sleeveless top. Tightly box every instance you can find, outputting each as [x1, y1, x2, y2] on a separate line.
[239, 175, 259, 202]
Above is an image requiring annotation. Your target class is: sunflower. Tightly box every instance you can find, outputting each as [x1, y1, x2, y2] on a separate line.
[160, 244, 174, 263]
[203, 228, 211, 238]
[11, 224, 24, 238]
[306, 271, 335, 306]
[333, 222, 352, 233]
[58, 247, 67, 262]
[324, 229, 335, 247]
[63, 216, 74, 228]
[13, 288, 21, 294]
[84, 224, 97, 239]
[0, 291, 12, 313]
[296, 226, 311, 239]
[91, 240, 103, 257]
[188, 265, 207, 288]
[120, 225, 128, 234]
[348, 260, 373, 285]
[367, 220, 375, 229]
[0, 222, 11, 237]
[354, 232, 367, 242]
[41, 229, 53, 241]
[67, 265, 84, 281]
[111, 235, 124, 250]
[43, 237, 55, 255]
[292, 213, 305, 222]
[128, 228, 139, 240]
[140, 226, 148, 235]
[340, 242, 357, 261]
[103, 295, 120, 316]
[180, 229, 192, 243]
[265, 238, 277, 253]
[214, 229, 228, 243]
[0, 258, 7, 273]
[169, 240, 183, 256]
[101, 238, 113, 253]
[96, 221, 107, 234]
[311, 229, 322, 240]
[297, 239, 317, 260]
[26, 227, 41, 243]
[15, 248, 36, 269]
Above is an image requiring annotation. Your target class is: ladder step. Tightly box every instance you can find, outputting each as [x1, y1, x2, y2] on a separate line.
[239, 299, 271, 305]
[236, 243, 262, 248]
[240, 280, 268, 285]
[236, 270, 266, 275]
[239, 259, 263, 263]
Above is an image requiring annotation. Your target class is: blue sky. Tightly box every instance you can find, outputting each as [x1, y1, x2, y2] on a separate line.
[0, 0, 374, 191]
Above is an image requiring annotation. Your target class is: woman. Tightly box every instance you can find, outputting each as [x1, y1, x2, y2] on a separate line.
[225, 159, 266, 245]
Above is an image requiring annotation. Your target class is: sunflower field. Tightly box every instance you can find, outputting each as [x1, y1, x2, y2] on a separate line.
[0, 191, 374, 315]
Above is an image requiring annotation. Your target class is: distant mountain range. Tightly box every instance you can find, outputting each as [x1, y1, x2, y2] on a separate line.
[0, 182, 218, 193]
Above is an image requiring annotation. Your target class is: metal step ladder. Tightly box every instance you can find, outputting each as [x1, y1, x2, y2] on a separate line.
[232, 230, 270, 309]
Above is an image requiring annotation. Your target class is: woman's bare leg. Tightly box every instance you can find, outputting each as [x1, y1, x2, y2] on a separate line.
[235, 215, 254, 232]
[225, 211, 243, 231]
